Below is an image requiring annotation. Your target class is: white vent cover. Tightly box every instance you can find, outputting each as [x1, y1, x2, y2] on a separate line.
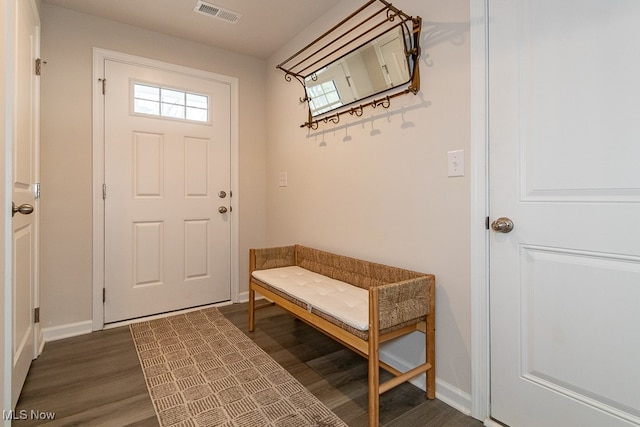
[193, 1, 242, 24]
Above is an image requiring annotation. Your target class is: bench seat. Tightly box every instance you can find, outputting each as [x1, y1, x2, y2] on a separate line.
[252, 266, 369, 331]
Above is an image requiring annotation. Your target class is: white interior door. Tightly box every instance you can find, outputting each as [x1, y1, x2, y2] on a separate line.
[489, 1, 640, 426]
[378, 35, 408, 86]
[11, 0, 39, 408]
[103, 59, 231, 323]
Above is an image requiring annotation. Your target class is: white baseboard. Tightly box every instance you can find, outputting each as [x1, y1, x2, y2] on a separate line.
[237, 291, 249, 303]
[37, 327, 45, 355]
[42, 320, 93, 342]
[436, 377, 473, 416]
[238, 291, 271, 304]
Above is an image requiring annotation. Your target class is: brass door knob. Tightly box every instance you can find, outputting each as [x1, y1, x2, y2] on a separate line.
[12, 202, 34, 217]
[491, 217, 514, 233]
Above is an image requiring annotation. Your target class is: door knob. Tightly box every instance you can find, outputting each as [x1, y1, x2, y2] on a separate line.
[218, 206, 228, 214]
[12, 202, 34, 217]
[218, 191, 227, 198]
[491, 217, 514, 233]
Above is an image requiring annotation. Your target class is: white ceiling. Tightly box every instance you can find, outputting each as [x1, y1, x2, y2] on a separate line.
[41, 0, 342, 59]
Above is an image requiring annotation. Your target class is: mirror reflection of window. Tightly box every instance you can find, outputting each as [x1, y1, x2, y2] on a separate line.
[306, 80, 344, 115]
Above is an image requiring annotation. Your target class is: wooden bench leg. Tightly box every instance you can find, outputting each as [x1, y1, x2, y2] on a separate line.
[248, 286, 255, 332]
[426, 284, 436, 399]
[368, 341, 380, 426]
[248, 249, 256, 332]
[368, 288, 380, 427]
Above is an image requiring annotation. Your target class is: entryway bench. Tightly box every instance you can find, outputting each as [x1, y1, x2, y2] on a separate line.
[248, 245, 435, 427]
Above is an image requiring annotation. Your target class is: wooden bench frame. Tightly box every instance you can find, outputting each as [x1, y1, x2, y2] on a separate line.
[247, 245, 435, 427]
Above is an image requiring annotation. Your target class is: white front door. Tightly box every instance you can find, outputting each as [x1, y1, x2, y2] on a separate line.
[103, 59, 231, 323]
[11, 0, 40, 408]
[489, 1, 640, 426]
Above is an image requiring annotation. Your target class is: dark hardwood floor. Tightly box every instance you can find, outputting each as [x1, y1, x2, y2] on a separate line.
[14, 325, 157, 426]
[14, 303, 483, 427]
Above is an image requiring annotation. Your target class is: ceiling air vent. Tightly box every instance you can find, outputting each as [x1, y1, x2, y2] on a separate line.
[193, 1, 242, 24]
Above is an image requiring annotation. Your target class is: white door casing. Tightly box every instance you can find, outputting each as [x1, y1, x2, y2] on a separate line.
[93, 48, 239, 330]
[11, 0, 40, 408]
[488, 1, 640, 426]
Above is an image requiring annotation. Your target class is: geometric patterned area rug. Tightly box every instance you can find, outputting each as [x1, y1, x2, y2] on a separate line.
[130, 307, 347, 427]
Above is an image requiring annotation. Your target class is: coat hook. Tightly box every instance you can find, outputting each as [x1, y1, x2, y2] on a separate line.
[349, 106, 364, 117]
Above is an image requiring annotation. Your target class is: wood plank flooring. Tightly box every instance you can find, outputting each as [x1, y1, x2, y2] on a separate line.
[14, 303, 483, 427]
[14, 326, 157, 426]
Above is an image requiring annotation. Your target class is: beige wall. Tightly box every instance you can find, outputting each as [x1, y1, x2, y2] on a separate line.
[39, 5, 267, 329]
[265, 0, 472, 399]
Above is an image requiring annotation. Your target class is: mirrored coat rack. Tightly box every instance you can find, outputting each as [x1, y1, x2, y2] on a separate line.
[277, 0, 422, 129]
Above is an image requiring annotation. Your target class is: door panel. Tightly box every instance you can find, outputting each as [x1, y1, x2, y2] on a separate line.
[104, 60, 231, 323]
[133, 221, 163, 286]
[12, 224, 34, 405]
[185, 220, 209, 280]
[520, 247, 639, 408]
[12, 0, 39, 407]
[133, 132, 164, 197]
[185, 137, 209, 197]
[489, 1, 640, 426]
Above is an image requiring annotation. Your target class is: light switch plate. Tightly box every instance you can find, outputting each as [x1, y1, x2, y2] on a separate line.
[447, 150, 464, 177]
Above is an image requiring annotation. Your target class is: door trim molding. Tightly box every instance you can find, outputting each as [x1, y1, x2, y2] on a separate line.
[91, 48, 240, 331]
[470, 0, 490, 423]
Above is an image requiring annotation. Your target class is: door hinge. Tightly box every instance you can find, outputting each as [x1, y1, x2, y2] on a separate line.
[98, 78, 106, 95]
[34, 307, 40, 323]
[35, 58, 42, 76]
[103, 288, 106, 303]
[34, 183, 41, 200]
[102, 183, 107, 200]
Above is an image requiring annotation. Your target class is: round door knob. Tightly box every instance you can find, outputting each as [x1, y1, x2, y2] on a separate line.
[218, 191, 227, 198]
[218, 206, 228, 214]
[12, 202, 34, 217]
[491, 217, 514, 233]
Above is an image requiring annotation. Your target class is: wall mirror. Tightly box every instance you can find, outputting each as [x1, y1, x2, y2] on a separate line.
[277, 0, 422, 129]
[304, 24, 412, 117]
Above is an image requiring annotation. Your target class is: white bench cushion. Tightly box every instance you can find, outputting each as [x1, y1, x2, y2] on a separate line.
[252, 266, 369, 331]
